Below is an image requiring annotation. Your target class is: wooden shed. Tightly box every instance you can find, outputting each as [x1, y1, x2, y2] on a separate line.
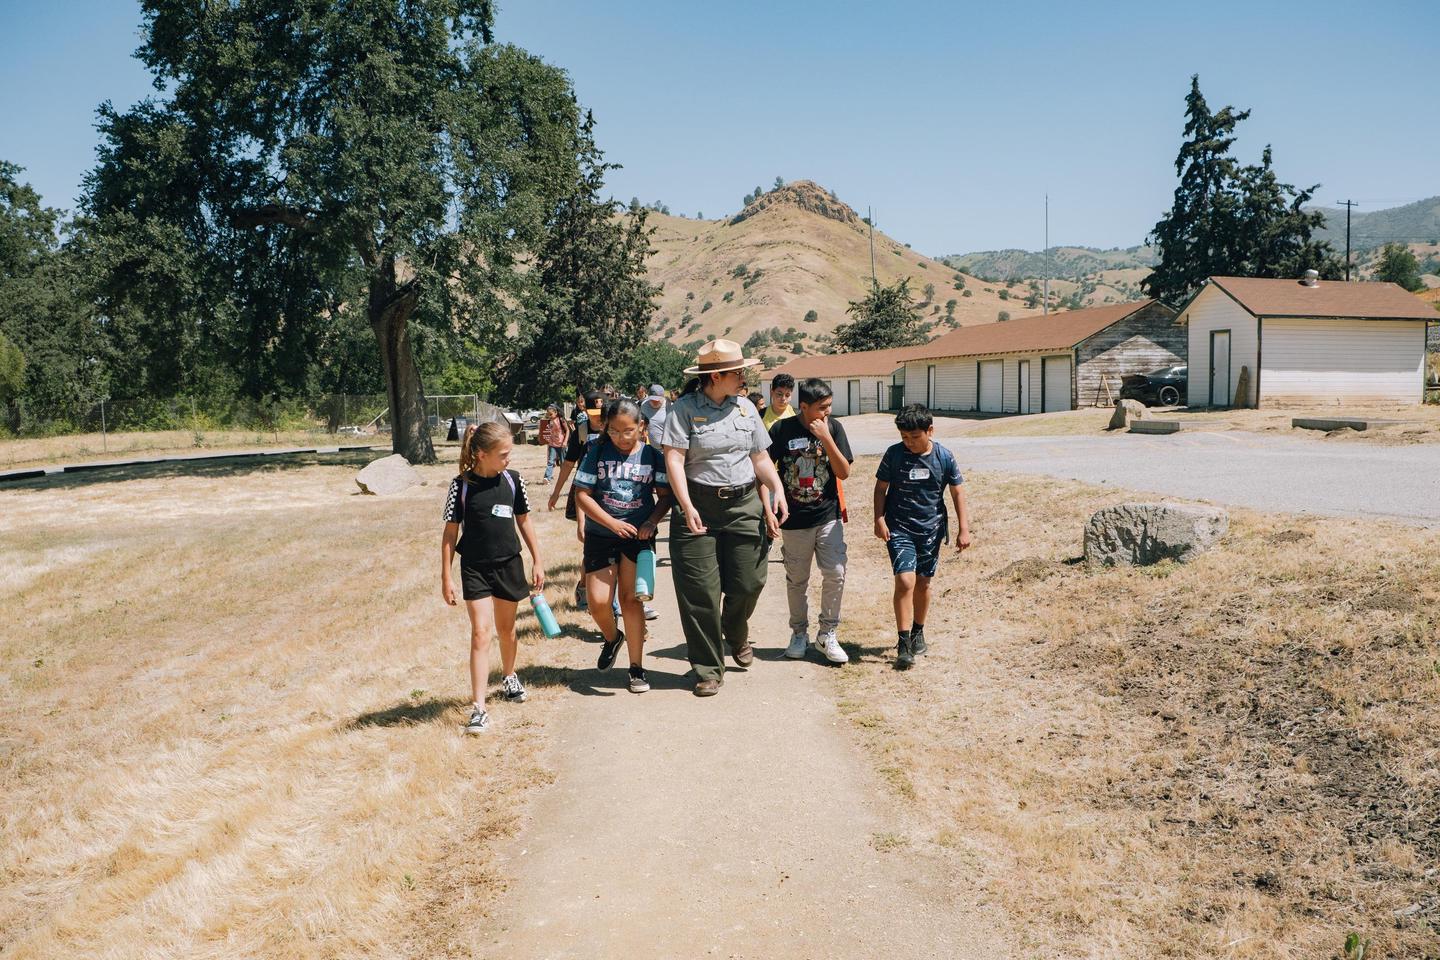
[898, 300, 1181, 414]
[1179, 276, 1436, 408]
[757, 346, 911, 417]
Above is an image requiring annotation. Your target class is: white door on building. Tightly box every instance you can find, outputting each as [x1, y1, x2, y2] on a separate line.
[1018, 360, 1031, 413]
[1210, 330, 1232, 408]
[978, 360, 1003, 412]
[926, 365, 937, 408]
[847, 380, 860, 416]
[1042, 355, 1071, 412]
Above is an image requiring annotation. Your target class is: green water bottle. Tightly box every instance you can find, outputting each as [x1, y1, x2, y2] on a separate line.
[530, 592, 562, 638]
[635, 548, 657, 602]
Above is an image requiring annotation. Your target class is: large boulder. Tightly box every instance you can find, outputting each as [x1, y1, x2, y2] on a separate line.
[355, 454, 422, 496]
[1108, 399, 1148, 431]
[1084, 502, 1228, 567]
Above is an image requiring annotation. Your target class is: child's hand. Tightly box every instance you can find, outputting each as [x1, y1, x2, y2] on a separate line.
[957, 529, 972, 553]
[612, 520, 639, 540]
[532, 565, 545, 590]
[547, 489, 560, 511]
[442, 579, 458, 606]
[806, 415, 831, 440]
[637, 521, 657, 541]
[874, 517, 890, 541]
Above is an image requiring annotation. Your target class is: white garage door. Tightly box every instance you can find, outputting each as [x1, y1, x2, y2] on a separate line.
[978, 360, 1003, 413]
[1042, 355, 1071, 412]
[1262, 318, 1425, 404]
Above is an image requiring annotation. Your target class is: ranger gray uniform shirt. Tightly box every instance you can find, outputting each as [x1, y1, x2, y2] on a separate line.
[662, 392, 770, 487]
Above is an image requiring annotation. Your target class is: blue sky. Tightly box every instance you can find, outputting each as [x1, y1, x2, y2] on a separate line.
[1, 0, 1434, 254]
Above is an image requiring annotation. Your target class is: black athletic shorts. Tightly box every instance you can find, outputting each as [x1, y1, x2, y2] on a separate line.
[582, 534, 649, 574]
[460, 553, 529, 602]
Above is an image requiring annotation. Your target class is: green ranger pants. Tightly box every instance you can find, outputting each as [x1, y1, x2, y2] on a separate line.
[669, 487, 770, 683]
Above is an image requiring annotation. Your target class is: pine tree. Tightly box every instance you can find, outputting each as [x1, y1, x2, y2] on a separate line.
[832, 279, 928, 352]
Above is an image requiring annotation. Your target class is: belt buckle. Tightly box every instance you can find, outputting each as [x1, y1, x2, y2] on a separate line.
[719, 484, 740, 500]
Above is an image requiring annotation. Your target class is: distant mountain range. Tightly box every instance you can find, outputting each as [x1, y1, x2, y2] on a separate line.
[1311, 196, 1440, 252]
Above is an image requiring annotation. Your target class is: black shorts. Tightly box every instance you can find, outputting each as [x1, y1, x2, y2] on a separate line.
[460, 554, 529, 602]
[582, 534, 649, 574]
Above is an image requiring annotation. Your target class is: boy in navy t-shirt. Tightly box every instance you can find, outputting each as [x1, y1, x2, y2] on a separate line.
[873, 404, 971, 668]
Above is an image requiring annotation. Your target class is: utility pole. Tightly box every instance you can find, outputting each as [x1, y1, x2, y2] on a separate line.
[867, 206, 876, 287]
[1337, 199, 1357, 280]
[1043, 194, 1050, 315]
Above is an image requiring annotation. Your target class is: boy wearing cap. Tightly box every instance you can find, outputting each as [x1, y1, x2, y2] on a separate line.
[641, 384, 668, 451]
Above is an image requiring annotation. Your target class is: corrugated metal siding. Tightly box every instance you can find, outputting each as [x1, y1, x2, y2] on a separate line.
[1185, 286, 1258, 407]
[1261, 318, 1426, 405]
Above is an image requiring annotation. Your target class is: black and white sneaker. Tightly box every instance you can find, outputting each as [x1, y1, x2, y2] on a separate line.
[598, 630, 624, 670]
[911, 626, 928, 656]
[500, 674, 527, 703]
[628, 664, 650, 693]
[462, 706, 491, 734]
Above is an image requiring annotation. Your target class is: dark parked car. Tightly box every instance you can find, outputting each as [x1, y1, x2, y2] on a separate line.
[1119, 365, 1187, 407]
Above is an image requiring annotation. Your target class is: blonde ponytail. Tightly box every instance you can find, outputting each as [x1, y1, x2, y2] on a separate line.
[458, 421, 512, 477]
[458, 424, 480, 476]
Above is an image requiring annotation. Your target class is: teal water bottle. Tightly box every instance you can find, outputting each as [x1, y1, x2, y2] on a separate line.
[530, 592, 562, 638]
[635, 548, 657, 602]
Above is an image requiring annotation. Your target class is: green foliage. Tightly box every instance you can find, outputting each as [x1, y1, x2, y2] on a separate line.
[1343, 933, 1369, 960]
[686, 291, 695, 300]
[962, 289, 972, 297]
[944, 299, 957, 316]
[922, 282, 936, 302]
[998, 289, 1009, 300]
[833, 279, 928, 352]
[803, 309, 818, 323]
[997, 310, 1010, 322]
[1143, 76, 1340, 305]
[1374, 243, 1424, 291]
[773, 176, 785, 191]
[701, 300, 713, 313]
[731, 263, 749, 278]
[722, 290, 735, 302]
[622, 340, 689, 391]
[742, 269, 764, 289]
[0, 329, 24, 404]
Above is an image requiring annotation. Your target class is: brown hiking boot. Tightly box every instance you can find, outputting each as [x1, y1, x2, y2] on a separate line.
[694, 678, 722, 697]
[730, 642, 754, 667]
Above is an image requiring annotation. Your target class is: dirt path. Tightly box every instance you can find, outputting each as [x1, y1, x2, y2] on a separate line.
[483, 542, 1004, 958]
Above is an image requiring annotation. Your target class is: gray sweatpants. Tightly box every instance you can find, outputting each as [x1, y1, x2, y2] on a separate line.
[781, 519, 847, 634]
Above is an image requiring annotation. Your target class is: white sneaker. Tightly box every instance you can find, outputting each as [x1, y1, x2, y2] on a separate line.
[816, 631, 849, 664]
[785, 631, 809, 659]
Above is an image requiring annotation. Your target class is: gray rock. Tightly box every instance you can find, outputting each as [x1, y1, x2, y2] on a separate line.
[355, 454, 422, 496]
[1084, 502, 1228, 567]
[1108, 399, 1148, 431]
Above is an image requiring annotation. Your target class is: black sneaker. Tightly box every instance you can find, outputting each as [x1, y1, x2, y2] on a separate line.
[628, 664, 650, 693]
[895, 635, 915, 670]
[911, 626, 928, 656]
[598, 630, 624, 670]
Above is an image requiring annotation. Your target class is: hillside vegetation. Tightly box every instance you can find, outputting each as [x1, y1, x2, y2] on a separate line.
[635, 181, 1022, 368]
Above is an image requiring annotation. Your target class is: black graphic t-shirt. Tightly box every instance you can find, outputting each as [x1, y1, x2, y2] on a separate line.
[442, 469, 531, 565]
[767, 416, 854, 530]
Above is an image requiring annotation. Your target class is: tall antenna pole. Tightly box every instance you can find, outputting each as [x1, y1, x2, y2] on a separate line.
[867, 206, 877, 287]
[1337, 199, 1357, 280]
[1043, 194, 1049, 315]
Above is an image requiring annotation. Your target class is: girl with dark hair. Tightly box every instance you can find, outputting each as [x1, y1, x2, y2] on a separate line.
[442, 422, 545, 733]
[572, 398, 673, 692]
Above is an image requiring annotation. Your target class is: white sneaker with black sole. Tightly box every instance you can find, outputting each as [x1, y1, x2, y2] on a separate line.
[785, 631, 809, 659]
[816, 631, 849, 664]
[643, 604, 659, 621]
[500, 674, 527, 703]
[462, 705, 490, 734]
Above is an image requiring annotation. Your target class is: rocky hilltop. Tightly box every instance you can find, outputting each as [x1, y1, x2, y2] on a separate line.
[729, 180, 862, 229]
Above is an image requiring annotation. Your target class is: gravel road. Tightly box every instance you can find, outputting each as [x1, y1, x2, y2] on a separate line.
[844, 422, 1440, 527]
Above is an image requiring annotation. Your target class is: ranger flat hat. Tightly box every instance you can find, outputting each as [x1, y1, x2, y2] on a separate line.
[683, 338, 763, 376]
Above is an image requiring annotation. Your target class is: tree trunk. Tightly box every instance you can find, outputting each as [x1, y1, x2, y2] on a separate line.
[368, 267, 435, 465]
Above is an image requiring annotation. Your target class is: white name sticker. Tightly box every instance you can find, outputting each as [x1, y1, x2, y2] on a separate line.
[788, 437, 810, 451]
[908, 467, 931, 481]
[491, 504, 514, 518]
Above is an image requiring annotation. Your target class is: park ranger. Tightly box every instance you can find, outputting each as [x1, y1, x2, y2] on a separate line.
[663, 340, 789, 697]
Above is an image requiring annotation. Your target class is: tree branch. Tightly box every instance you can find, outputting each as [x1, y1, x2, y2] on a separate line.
[234, 204, 317, 231]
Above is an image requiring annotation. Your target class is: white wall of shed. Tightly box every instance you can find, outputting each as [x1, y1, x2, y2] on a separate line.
[1185, 286, 1258, 407]
[1261, 318, 1426, 405]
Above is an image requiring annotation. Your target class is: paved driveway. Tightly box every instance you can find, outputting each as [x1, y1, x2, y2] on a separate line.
[846, 427, 1440, 527]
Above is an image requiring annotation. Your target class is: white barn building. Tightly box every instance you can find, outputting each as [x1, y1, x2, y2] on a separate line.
[1179, 275, 1436, 407]
[757, 347, 910, 417]
[899, 300, 1182, 413]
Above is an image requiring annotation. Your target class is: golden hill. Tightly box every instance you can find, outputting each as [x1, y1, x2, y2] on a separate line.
[636, 180, 1030, 368]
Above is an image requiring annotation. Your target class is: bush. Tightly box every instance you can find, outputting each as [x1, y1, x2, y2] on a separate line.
[722, 290, 735, 303]
[803, 309, 818, 323]
[701, 300, 713, 313]
[731, 263, 749, 278]
[998, 289, 1009, 300]
[998, 310, 1010, 322]
[686, 291, 695, 300]
[917, 260, 927, 269]
[962, 289, 972, 298]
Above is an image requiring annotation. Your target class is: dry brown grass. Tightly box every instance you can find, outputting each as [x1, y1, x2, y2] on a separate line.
[831, 460, 1439, 959]
[0, 445, 578, 958]
[0, 428, 364, 470]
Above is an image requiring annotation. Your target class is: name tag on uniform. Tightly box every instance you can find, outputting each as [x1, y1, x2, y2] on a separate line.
[692, 416, 708, 424]
[788, 437, 809, 451]
[491, 504, 514, 518]
[908, 467, 931, 480]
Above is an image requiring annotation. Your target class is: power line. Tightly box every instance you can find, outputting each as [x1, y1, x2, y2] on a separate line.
[1336, 200, 1357, 280]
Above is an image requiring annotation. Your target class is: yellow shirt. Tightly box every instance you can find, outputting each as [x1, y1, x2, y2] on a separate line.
[762, 404, 795, 429]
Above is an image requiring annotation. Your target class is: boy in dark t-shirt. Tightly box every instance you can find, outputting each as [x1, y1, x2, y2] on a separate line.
[767, 377, 854, 664]
[873, 404, 971, 669]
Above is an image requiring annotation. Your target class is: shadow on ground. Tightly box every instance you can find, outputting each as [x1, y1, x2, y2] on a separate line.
[346, 695, 469, 729]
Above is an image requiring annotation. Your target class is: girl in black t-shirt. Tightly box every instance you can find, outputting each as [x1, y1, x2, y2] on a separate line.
[442, 422, 545, 734]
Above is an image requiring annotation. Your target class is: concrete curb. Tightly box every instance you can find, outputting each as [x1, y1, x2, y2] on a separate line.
[0, 444, 384, 485]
